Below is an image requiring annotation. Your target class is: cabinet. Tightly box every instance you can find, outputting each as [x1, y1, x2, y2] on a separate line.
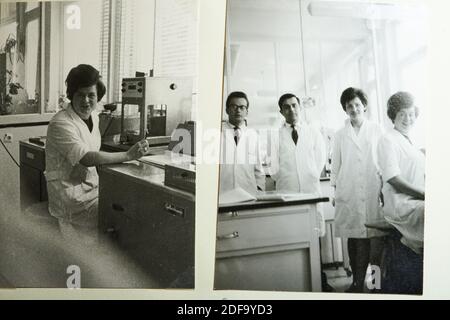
[215, 199, 326, 292]
[19, 140, 47, 211]
[98, 164, 195, 288]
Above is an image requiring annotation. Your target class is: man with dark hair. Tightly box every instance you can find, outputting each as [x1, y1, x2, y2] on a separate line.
[269, 93, 333, 291]
[45, 64, 148, 244]
[219, 91, 265, 196]
[271, 93, 325, 198]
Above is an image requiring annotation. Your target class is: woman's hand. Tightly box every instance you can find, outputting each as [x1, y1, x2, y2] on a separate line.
[127, 139, 149, 160]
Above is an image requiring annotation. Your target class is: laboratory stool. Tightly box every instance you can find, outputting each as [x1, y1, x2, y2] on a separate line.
[365, 222, 423, 294]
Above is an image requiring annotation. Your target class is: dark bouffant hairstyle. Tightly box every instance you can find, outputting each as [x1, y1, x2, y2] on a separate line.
[387, 91, 419, 123]
[340, 87, 368, 112]
[66, 64, 106, 101]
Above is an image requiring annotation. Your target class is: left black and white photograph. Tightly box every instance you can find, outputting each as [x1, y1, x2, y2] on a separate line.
[0, 0, 198, 288]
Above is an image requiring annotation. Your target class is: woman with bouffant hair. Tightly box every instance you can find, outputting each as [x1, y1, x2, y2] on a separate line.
[331, 87, 386, 293]
[377, 91, 424, 294]
[45, 64, 149, 245]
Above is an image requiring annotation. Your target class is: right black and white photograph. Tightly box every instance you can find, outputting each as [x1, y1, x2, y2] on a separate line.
[214, 0, 427, 294]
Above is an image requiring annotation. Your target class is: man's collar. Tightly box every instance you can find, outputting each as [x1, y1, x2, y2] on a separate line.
[226, 120, 247, 129]
[283, 121, 300, 128]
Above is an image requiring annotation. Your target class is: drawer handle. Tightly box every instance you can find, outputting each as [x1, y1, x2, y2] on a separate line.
[112, 203, 124, 211]
[219, 211, 238, 218]
[105, 227, 118, 239]
[164, 202, 185, 218]
[217, 231, 239, 240]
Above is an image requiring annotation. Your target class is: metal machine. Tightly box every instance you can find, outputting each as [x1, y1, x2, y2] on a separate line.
[120, 77, 193, 146]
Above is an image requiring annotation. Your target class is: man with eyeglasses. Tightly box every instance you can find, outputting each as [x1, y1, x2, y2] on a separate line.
[269, 93, 333, 292]
[219, 91, 265, 196]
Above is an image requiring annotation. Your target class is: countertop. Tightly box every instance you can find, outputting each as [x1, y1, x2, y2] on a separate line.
[98, 160, 194, 201]
[101, 142, 169, 156]
[20, 138, 46, 150]
[218, 194, 329, 213]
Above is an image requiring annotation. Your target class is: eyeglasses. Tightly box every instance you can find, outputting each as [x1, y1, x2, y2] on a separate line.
[228, 104, 248, 111]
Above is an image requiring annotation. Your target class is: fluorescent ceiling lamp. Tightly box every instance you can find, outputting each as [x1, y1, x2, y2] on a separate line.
[307, 1, 426, 20]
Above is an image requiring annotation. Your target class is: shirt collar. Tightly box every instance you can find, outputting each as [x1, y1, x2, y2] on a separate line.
[66, 103, 97, 126]
[226, 120, 247, 130]
[283, 121, 300, 129]
[66, 103, 81, 122]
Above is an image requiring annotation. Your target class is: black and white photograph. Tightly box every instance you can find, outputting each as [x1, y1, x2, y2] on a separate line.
[1, 0, 450, 302]
[0, 0, 198, 289]
[214, 0, 427, 294]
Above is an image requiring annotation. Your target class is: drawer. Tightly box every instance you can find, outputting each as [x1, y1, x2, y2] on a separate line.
[20, 144, 45, 170]
[138, 193, 195, 287]
[216, 208, 313, 253]
[98, 171, 140, 234]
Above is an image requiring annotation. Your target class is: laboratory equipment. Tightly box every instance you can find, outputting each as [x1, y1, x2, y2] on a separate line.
[168, 120, 196, 157]
[120, 77, 193, 146]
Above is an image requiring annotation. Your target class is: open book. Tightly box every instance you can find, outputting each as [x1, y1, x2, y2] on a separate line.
[219, 187, 256, 205]
[218, 188, 318, 205]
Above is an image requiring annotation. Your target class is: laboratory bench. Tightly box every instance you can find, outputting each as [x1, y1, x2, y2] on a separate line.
[19, 139, 48, 211]
[18, 136, 194, 288]
[100, 141, 169, 156]
[18, 137, 169, 212]
[214, 195, 328, 292]
[98, 159, 195, 288]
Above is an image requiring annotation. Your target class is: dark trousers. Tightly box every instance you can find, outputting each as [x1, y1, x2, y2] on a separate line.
[382, 231, 423, 294]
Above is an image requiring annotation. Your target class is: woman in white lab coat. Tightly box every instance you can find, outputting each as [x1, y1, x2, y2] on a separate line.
[46, 64, 149, 245]
[377, 92, 424, 293]
[331, 87, 385, 293]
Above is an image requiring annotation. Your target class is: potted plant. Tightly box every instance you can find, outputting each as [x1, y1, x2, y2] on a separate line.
[0, 34, 23, 115]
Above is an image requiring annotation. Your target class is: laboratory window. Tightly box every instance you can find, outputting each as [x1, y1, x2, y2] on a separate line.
[0, 2, 46, 117]
[0, 0, 198, 124]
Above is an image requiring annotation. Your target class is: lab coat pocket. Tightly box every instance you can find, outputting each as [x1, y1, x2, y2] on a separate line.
[247, 150, 258, 166]
[334, 182, 349, 203]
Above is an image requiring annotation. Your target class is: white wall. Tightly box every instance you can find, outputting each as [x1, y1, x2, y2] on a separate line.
[224, 0, 427, 151]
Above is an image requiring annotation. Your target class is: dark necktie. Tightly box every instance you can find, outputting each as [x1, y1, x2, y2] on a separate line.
[234, 126, 241, 145]
[291, 124, 298, 145]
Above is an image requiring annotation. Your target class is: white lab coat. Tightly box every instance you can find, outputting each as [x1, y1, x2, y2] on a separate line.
[377, 129, 425, 254]
[45, 104, 101, 229]
[331, 119, 385, 238]
[269, 122, 326, 236]
[219, 121, 265, 196]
